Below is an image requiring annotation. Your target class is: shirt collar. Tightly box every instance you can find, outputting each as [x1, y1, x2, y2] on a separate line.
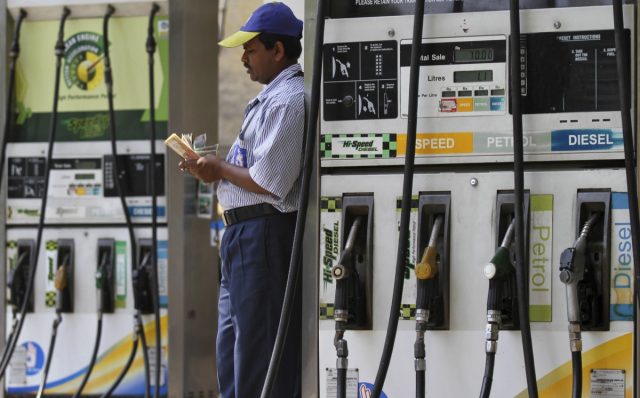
[255, 63, 302, 103]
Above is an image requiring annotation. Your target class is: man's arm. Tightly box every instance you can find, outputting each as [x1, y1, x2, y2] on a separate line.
[179, 155, 271, 195]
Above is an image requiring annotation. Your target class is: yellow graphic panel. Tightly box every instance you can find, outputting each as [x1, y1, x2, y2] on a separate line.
[516, 333, 632, 398]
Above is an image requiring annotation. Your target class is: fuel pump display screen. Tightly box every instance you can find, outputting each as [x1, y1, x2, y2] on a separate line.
[399, 36, 507, 117]
[454, 70, 493, 82]
[454, 48, 494, 63]
[520, 30, 630, 114]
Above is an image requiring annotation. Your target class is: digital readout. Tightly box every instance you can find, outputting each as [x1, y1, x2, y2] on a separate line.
[454, 48, 494, 63]
[453, 70, 493, 83]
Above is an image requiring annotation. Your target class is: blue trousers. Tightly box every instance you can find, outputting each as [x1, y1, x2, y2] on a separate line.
[217, 211, 302, 398]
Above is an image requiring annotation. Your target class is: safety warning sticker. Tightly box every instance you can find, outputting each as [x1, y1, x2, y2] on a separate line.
[590, 369, 625, 398]
[326, 368, 359, 398]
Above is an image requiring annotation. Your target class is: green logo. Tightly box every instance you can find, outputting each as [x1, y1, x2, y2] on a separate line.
[63, 32, 105, 91]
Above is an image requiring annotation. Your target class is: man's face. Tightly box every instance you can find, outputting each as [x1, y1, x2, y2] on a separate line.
[241, 37, 279, 85]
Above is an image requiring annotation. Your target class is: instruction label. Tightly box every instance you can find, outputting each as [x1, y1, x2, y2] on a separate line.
[529, 195, 553, 322]
[610, 192, 633, 321]
[590, 369, 625, 398]
[326, 368, 359, 398]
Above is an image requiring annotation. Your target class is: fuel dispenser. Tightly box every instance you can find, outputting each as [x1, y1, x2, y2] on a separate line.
[1, 2, 171, 395]
[308, 1, 638, 397]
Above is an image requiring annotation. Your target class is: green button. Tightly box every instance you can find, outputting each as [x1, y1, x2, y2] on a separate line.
[474, 97, 490, 111]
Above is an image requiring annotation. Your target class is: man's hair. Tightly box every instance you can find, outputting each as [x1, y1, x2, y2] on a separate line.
[259, 33, 302, 60]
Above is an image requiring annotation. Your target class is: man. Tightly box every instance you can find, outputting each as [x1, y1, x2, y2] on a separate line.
[179, 2, 303, 398]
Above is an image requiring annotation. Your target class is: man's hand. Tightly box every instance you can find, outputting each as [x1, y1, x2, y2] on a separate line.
[179, 154, 223, 183]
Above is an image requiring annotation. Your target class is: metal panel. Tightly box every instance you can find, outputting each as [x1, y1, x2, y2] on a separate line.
[302, 0, 320, 396]
[167, 0, 219, 397]
[0, 3, 8, 397]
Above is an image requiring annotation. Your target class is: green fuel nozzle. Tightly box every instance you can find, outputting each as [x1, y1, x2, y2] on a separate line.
[484, 219, 516, 280]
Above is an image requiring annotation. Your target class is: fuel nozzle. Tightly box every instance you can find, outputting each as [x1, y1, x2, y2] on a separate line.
[560, 212, 599, 351]
[415, 216, 443, 326]
[95, 248, 113, 314]
[332, 216, 364, 398]
[54, 253, 70, 314]
[7, 251, 29, 310]
[484, 218, 516, 281]
[483, 218, 516, 356]
[416, 216, 442, 282]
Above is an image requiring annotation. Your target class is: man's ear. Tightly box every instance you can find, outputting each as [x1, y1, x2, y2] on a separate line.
[274, 41, 286, 62]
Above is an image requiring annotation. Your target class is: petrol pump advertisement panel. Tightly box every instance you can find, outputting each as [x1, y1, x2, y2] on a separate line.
[5, 16, 170, 225]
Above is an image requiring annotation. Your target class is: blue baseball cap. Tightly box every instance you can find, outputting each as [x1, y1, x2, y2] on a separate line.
[219, 2, 303, 48]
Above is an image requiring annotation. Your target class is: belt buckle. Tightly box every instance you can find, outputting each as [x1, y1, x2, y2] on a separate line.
[222, 212, 230, 227]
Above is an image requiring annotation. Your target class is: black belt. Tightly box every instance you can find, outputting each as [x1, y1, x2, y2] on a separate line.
[222, 203, 281, 227]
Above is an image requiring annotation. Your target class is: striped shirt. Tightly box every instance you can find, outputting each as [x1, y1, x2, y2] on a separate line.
[217, 63, 305, 213]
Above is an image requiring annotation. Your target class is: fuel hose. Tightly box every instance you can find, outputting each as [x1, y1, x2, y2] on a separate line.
[0, 8, 27, 189]
[36, 253, 70, 398]
[509, 1, 538, 396]
[100, 6, 148, 395]
[612, 3, 640, 397]
[371, 0, 423, 395]
[0, 7, 71, 381]
[258, 0, 327, 396]
[480, 219, 516, 398]
[414, 216, 442, 398]
[146, 4, 163, 396]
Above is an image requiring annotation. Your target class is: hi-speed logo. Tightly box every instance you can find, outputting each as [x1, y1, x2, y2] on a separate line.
[63, 32, 105, 91]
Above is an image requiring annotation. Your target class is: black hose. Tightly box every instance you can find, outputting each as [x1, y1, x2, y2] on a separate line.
[146, 5, 162, 396]
[612, 3, 640, 398]
[0, 7, 71, 380]
[416, 369, 425, 398]
[337, 368, 346, 398]
[72, 313, 103, 397]
[371, 0, 423, 396]
[479, 353, 495, 398]
[140, 319, 151, 398]
[101, 6, 149, 396]
[258, 1, 326, 397]
[0, 8, 27, 190]
[509, 1, 538, 396]
[35, 314, 62, 398]
[571, 351, 582, 398]
[100, 312, 143, 398]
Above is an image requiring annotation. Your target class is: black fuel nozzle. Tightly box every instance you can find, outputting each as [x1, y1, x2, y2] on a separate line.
[332, 216, 364, 322]
[560, 213, 599, 351]
[8, 251, 29, 311]
[95, 242, 115, 314]
[132, 247, 154, 314]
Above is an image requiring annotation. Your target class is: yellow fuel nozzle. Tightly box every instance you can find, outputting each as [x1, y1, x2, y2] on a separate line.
[415, 216, 443, 280]
[416, 245, 438, 280]
[54, 265, 67, 291]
